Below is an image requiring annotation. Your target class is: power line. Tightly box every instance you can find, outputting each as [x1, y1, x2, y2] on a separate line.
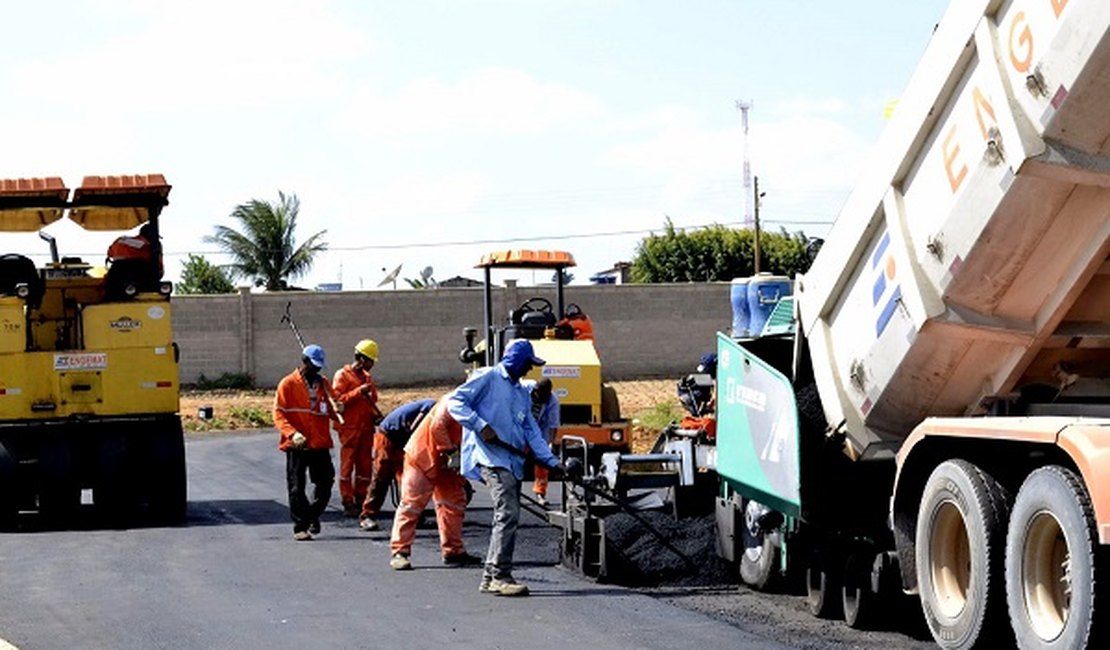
[11, 216, 833, 262]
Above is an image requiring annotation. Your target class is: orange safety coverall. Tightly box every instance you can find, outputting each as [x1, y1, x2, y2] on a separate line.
[556, 312, 594, 341]
[332, 363, 380, 511]
[362, 431, 404, 518]
[390, 397, 468, 558]
[274, 369, 336, 450]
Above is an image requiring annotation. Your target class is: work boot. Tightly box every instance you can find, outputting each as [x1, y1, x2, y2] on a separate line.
[533, 493, 547, 508]
[390, 553, 412, 571]
[359, 517, 379, 531]
[293, 530, 313, 542]
[487, 578, 529, 597]
[308, 519, 321, 535]
[442, 552, 482, 567]
[478, 576, 493, 593]
[343, 503, 360, 518]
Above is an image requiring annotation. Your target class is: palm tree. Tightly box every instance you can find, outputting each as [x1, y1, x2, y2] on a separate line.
[205, 192, 328, 291]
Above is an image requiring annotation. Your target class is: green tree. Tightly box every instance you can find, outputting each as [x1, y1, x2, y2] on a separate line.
[204, 192, 327, 291]
[176, 254, 236, 294]
[630, 218, 811, 282]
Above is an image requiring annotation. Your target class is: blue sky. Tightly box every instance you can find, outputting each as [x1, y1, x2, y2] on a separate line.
[0, 0, 949, 289]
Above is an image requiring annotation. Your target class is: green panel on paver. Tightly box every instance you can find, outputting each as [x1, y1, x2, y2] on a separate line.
[715, 333, 801, 518]
[760, 296, 795, 337]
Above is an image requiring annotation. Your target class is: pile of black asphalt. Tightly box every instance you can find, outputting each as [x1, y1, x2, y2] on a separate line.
[601, 510, 732, 587]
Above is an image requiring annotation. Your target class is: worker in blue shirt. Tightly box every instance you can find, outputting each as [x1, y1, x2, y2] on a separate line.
[448, 339, 560, 597]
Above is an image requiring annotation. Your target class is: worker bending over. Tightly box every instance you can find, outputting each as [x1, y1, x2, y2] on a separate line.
[388, 395, 482, 570]
[332, 339, 382, 521]
[362, 398, 435, 531]
[274, 344, 340, 541]
[526, 378, 560, 507]
[449, 339, 561, 597]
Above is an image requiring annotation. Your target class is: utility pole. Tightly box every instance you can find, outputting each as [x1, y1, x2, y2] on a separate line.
[736, 100, 754, 229]
[753, 176, 763, 275]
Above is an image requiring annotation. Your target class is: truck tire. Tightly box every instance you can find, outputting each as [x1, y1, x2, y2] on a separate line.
[738, 498, 781, 590]
[805, 551, 841, 619]
[916, 460, 1010, 650]
[1005, 466, 1108, 650]
[842, 551, 877, 629]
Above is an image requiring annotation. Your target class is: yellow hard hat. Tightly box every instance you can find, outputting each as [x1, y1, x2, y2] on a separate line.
[355, 339, 379, 362]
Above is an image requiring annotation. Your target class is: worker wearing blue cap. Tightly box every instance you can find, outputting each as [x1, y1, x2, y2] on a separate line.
[274, 344, 339, 541]
[448, 339, 561, 597]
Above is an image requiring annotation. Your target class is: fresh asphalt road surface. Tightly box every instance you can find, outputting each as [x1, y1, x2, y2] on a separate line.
[0, 431, 795, 650]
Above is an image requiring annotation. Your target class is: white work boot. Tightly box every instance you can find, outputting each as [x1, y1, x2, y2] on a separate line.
[390, 553, 412, 571]
[487, 577, 529, 597]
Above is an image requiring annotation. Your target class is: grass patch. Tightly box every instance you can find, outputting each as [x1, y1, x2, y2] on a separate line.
[630, 399, 683, 430]
[192, 372, 254, 390]
[227, 405, 270, 428]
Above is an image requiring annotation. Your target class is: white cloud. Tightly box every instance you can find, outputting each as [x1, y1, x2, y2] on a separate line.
[10, 1, 368, 113]
[333, 67, 604, 138]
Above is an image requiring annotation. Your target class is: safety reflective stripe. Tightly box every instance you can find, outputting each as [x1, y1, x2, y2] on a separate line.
[276, 406, 322, 415]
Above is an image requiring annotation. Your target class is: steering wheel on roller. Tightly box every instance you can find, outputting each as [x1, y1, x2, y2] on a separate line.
[518, 297, 553, 315]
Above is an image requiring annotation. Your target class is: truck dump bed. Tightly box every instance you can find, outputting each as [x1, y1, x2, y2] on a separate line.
[796, 0, 1110, 458]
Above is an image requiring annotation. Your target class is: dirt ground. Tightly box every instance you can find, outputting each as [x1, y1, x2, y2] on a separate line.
[180, 378, 679, 450]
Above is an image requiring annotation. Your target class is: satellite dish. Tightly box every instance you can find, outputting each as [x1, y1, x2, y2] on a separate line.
[378, 264, 402, 289]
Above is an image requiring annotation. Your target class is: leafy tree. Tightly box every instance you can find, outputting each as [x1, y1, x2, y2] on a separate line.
[630, 218, 811, 283]
[204, 192, 327, 291]
[551, 269, 574, 285]
[176, 254, 236, 294]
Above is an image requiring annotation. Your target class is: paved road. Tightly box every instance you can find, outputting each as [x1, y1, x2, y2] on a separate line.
[0, 432, 794, 650]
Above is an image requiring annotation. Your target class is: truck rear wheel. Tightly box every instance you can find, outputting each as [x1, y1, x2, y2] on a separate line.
[916, 460, 1010, 649]
[805, 551, 841, 619]
[842, 551, 879, 629]
[1005, 466, 1108, 650]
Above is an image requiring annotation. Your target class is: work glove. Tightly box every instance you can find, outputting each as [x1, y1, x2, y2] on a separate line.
[290, 432, 307, 449]
[441, 448, 461, 471]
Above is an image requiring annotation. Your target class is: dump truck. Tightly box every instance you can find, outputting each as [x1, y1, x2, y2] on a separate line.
[0, 174, 185, 528]
[458, 249, 629, 457]
[712, 1, 1110, 648]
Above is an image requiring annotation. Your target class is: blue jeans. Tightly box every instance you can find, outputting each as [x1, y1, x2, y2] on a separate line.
[479, 465, 520, 580]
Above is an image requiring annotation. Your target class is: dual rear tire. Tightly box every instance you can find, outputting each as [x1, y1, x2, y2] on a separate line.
[916, 460, 1107, 649]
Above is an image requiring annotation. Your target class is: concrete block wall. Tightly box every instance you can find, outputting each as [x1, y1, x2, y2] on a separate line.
[172, 282, 732, 387]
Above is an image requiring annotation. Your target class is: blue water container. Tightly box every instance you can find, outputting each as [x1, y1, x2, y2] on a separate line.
[730, 277, 751, 338]
[747, 273, 792, 337]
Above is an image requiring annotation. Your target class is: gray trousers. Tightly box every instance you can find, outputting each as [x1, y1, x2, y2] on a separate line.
[479, 465, 520, 580]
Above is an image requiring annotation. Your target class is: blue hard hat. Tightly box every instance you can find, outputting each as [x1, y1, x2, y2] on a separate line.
[303, 344, 326, 369]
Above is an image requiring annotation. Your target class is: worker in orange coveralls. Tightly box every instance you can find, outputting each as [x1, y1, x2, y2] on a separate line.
[556, 303, 594, 341]
[360, 398, 432, 531]
[332, 339, 382, 522]
[105, 221, 164, 284]
[388, 394, 482, 570]
[274, 344, 340, 541]
[525, 378, 560, 507]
